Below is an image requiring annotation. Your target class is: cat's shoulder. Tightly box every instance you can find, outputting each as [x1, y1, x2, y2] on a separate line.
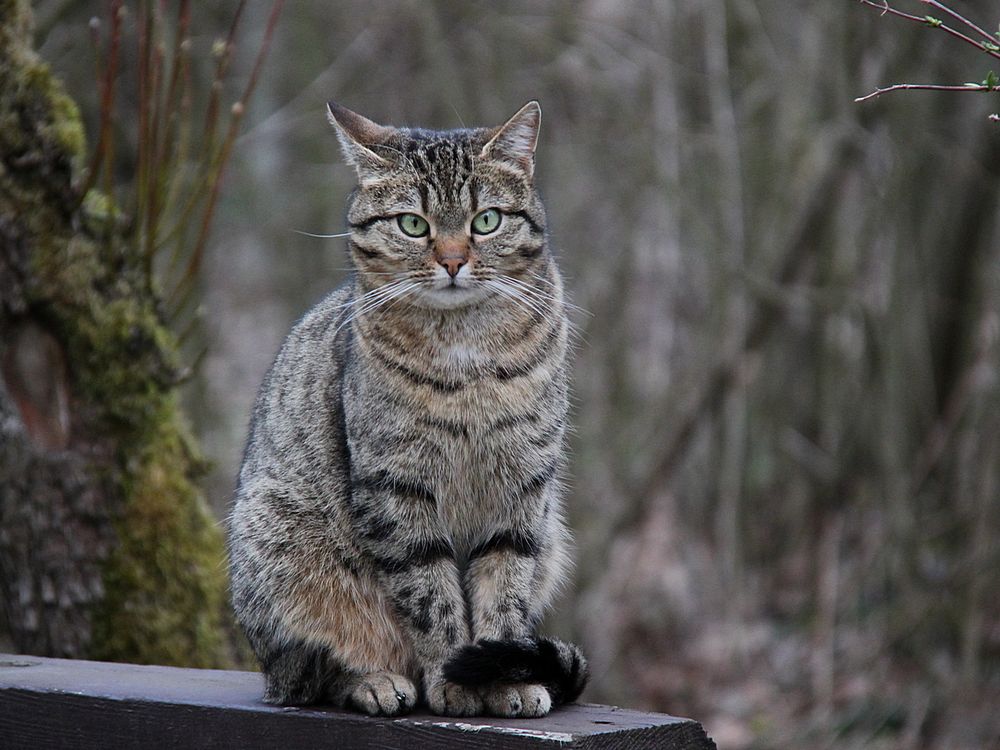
[285, 279, 354, 343]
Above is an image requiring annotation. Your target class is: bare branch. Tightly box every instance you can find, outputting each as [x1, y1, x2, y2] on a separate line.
[855, 83, 1000, 102]
[918, 0, 997, 45]
[855, 0, 1000, 61]
[180, 0, 286, 297]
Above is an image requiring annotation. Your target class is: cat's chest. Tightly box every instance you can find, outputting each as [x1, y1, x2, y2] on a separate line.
[438, 341, 488, 369]
[345, 324, 564, 541]
[433, 426, 527, 548]
[424, 378, 556, 543]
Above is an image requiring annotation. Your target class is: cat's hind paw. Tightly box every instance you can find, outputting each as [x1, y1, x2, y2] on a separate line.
[481, 683, 552, 718]
[344, 671, 417, 717]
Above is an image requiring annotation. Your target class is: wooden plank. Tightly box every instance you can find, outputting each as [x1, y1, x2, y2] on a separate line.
[0, 654, 715, 749]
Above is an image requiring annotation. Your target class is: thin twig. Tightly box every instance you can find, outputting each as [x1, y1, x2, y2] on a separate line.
[856, 83, 1000, 102]
[856, 0, 1000, 61]
[100, 4, 123, 249]
[203, 1, 246, 162]
[76, 0, 123, 205]
[142, 5, 166, 278]
[176, 0, 285, 302]
[918, 0, 996, 44]
[148, 0, 192, 269]
[136, 2, 151, 245]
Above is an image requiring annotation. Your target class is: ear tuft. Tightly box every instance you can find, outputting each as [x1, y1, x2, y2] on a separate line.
[480, 101, 541, 178]
[326, 101, 396, 183]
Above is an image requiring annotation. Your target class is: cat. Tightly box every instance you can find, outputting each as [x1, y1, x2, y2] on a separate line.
[227, 100, 588, 718]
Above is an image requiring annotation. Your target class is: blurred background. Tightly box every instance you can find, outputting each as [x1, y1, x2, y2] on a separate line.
[27, 1, 1000, 747]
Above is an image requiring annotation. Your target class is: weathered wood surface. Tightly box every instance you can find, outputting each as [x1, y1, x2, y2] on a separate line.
[0, 654, 715, 749]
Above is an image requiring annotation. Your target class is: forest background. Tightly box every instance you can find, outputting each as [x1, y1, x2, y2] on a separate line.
[3, 1, 999, 748]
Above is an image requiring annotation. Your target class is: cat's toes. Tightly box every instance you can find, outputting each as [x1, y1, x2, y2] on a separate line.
[483, 683, 551, 718]
[345, 672, 417, 717]
[517, 684, 552, 717]
[482, 684, 523, 717]
[425, 679, 484, 717]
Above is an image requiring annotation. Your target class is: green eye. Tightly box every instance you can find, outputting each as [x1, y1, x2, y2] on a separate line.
[398, 213, 430, 238]
[471, 208, 502, 235]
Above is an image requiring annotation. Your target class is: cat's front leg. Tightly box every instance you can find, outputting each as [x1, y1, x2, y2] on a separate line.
[379, 554, 484, 717]
[347, 470, 483, 716]
[461, 497, 570, 717]
[466, 526, 545, 642]
[465, 471, 569, 643]
[462, 527, 553, 718]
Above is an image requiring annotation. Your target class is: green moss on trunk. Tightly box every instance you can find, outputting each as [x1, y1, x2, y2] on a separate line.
[1, 0, 231, 667]
[89, 404, 229, 667]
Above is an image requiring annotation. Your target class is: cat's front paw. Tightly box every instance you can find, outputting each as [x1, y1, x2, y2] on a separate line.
[481, 683, 552, 718]
[424, 674, 485, 716]
[344, 671, 417, 717]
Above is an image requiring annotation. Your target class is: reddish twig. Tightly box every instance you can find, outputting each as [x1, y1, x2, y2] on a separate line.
[144, 0, 191, 274]
[76, 0, 123, 205]
[856, 0, 1000, 61]
[177, 0, 285, 298]
[203, 1, 246, 161]
[856, 83, 1000, 102]
[158, 0, 248, 286]
[853, 0, 1000, 121]
[918, 0, 996, 45]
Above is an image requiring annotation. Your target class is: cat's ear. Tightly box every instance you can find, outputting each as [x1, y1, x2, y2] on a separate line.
[326, 101, 397, 184]
[480, 101, 541, 179]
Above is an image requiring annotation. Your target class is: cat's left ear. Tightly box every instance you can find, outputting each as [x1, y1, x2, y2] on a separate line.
[326, 101, 398, 185]
[480, 101, 541, 179]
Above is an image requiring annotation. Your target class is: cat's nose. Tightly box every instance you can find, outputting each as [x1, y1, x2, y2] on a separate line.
[434, 237, 469, 278]
[439, 256, 467, 278]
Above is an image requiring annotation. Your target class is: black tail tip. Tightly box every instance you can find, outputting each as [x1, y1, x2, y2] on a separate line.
[443, 636, 589, 705]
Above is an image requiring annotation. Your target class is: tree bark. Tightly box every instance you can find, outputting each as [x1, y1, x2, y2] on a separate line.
[0, 0, 232, 667]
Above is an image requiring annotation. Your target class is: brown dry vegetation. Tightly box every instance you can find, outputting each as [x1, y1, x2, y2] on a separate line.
[28, 1, 1000, 748]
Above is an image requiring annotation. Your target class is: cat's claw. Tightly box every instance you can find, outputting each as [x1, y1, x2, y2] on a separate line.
[345, 672, 417, 717]
[481, 683, 552, 718]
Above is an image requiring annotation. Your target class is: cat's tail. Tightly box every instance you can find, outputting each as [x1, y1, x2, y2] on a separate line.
[443, 636, 589, 705]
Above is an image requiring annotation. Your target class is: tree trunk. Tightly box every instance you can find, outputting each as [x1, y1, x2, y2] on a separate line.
[0, 0, 232, 667]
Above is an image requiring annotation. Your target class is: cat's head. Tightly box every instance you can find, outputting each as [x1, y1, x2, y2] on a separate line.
[327, 101, 549, 311]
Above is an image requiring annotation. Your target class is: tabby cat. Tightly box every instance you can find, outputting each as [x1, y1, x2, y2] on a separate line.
[227, 101, 588, 718]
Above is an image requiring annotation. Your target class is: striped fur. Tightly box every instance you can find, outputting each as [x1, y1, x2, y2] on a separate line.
[228, 101, 587, 718]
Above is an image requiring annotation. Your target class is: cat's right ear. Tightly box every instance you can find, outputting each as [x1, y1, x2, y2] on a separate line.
[326, 102, 396, 185]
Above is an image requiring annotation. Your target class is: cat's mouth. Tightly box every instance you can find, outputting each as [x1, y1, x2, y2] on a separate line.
[432, 274, 473, 291]
[416, 278, 489, 309]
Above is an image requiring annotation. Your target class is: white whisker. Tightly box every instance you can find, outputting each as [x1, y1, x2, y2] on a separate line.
[484, 280, 533, 318]
[526, 270, 560, 289]
[497, 275, 562, 310]
[294, 230, 353, 239]
[335, 280, 420, 334]
[487, 275, 589, 345]
[331, 278, 408, 310]
[486, 278, 550, 320]
[353, 282, 420, 321]
[331, 268, 399, 275]
[505, 274, 592, 317]
[351, 281, 412, 312]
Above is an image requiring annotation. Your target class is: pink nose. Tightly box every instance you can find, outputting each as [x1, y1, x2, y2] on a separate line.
[434, 237, 470, 278]
[439, 256, 467, 278]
